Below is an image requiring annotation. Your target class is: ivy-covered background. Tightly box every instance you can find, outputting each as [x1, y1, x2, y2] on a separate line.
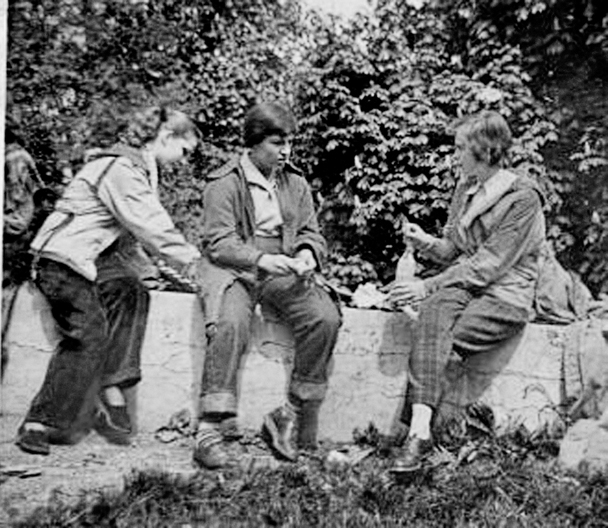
[5, 0, 608, 295]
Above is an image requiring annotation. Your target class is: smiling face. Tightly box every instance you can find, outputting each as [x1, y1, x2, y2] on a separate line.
[248, 133, 291, 178]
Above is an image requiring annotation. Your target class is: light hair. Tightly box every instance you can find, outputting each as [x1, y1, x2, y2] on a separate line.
[124, 106, 198, 148]
[452, 111, 512, 166]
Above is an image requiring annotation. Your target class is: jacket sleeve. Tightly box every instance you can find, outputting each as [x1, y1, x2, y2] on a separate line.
[423, 189, 544, 294]
[203, 176, 264, 270]
[293, 179, 327, 267]
[96, 159, 200, 270]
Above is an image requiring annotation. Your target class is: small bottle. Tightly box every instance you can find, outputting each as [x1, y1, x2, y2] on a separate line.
[395, 243, 416, 283]
[395, 242, 419, 320]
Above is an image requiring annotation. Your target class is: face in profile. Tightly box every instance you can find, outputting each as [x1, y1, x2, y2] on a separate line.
[454, 127, 482, 178]
[156, 130, 198, 167]
[249, 134, 291, 177]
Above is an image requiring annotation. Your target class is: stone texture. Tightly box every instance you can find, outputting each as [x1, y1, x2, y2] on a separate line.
[559, 419, 608, 474]
[3, 284, 608, 443]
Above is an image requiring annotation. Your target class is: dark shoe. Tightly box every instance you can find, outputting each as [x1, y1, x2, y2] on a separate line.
[16, 426, 50, 456]
[193, 428, 228, 469]
[391, 436, 433, 474]
[296, 400, 321, 451]
[93, 400, 132, 445]
[262, 407, 297, 461]
[218, 417, 243, 441]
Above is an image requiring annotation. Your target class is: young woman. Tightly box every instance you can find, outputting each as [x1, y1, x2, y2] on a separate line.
[194, 102, 342, 469]
[17, 106, 201, 455]
[390, 111, 546, 473]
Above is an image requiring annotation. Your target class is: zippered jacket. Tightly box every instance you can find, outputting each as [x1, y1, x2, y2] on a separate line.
[31, 145, 200, 281]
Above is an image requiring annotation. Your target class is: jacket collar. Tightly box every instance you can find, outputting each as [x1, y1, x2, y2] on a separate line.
[459, 169, 519, 231]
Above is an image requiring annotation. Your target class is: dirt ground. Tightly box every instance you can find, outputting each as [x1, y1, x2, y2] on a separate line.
[0, 412, 204, 526]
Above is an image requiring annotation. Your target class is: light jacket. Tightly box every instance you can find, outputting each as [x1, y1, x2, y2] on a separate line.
[420, 169, 546, 314]
[31, 145, 200, 281]
[199, 155, 327, 325]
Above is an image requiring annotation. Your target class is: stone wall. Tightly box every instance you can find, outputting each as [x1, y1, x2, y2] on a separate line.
[2, 284, 607, 442]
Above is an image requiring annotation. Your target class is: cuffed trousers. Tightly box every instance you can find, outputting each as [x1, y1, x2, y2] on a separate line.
[199, 274, 341, 418]
[25, 257, 149, 432]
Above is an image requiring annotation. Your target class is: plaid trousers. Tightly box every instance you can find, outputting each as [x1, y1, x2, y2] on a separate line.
[403, 287, 529, 423]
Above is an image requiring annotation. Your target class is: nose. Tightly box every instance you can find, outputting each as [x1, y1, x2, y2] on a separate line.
[280, 143, 291, 161]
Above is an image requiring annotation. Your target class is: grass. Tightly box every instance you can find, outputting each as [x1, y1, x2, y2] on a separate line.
[11, 424, 608, 528]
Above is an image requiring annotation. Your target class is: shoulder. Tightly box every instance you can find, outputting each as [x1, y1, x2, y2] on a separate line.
[206, 157, 241, 182]
[280, 163, 310, 189]
[507, 170, 545, 207]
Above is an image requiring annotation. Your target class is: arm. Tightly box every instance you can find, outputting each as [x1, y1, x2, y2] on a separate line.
[423, 189, 544, 295]
[292, 179, 327, 269]
[202, 176, 264, 270]
[96, 160, 200, 270]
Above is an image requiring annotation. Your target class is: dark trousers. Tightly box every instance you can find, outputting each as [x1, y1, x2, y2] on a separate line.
[25, 257, 149, 432]
[199, 275, 341, 418]
[403, 287, 529, 423]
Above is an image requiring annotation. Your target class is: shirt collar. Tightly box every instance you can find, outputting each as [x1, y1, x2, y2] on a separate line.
[240, 151, 276, 192]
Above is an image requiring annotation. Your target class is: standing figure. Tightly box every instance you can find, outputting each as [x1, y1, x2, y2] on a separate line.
[2, 126, 46, 380]
[194, 102, 341, 469]
[390, 111, 546, 473]
[17, 106, 201, 455]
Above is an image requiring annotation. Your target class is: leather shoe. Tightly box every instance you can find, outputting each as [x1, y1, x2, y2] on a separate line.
[262, 407, 297, 461]
[193, 428, 228, 470]
[218, 417, 243, 441]
[391, 436, 433, 473]
[16, 425, 50, 456]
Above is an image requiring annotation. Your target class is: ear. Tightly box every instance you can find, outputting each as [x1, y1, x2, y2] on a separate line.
[158, 128, 172, 145]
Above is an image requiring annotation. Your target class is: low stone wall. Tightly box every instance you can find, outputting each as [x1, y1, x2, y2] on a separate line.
[2, 284, 607, 442]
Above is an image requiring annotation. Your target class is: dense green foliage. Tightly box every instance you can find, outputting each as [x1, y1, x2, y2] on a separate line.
[6, 0, 608, 293]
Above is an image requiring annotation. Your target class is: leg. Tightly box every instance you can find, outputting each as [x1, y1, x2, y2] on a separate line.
[452, 296, 529, 356]
[260, 275, 341, 457]
[98, 275, 150, 391]
[199, 280, 255, 418]
[18, 260, 109, 454]
[194, 281, 254, 469]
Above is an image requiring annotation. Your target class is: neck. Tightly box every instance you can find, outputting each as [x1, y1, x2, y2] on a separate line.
[249, 153, 274, 180]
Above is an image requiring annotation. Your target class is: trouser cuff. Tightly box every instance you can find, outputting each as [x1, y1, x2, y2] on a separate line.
[101, 368, 141, 390]
[199, 392, 238, 418]
[289, 380, 327, 402]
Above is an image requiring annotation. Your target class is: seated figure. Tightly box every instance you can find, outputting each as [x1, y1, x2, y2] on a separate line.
[390, 111, 547, 473]
[194, 102, 342, 469]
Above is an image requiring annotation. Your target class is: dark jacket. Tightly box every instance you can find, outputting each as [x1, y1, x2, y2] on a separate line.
[199, 155, 327, 325]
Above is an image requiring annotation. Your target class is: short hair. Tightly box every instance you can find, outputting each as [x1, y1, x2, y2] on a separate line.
[243, 102, 296, 148]
[453, 111, 512, 166]
[124, 106, 198, 148]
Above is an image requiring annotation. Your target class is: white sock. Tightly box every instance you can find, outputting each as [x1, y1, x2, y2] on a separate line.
[103, 386, 126, 407]
[23, 421, 47, 432]
[408, 403, 433, 440]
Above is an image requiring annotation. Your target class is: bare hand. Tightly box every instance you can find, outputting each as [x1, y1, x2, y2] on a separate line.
[257, 254, 298, 276]
[291, 249, 317, 277]
[389, 280, 427, 307]
[403, 223, 429, 245]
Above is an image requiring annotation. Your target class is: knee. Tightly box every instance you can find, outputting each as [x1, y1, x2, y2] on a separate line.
[310, 301, 342, 336]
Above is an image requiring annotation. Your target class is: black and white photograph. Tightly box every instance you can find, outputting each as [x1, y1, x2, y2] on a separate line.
[2, 0, 608, 525]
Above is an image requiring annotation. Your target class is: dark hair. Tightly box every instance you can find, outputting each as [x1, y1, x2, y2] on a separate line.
[243, 102, 296, 148]
[123, 106, 198, 148]
[453, 111, 512, 166]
